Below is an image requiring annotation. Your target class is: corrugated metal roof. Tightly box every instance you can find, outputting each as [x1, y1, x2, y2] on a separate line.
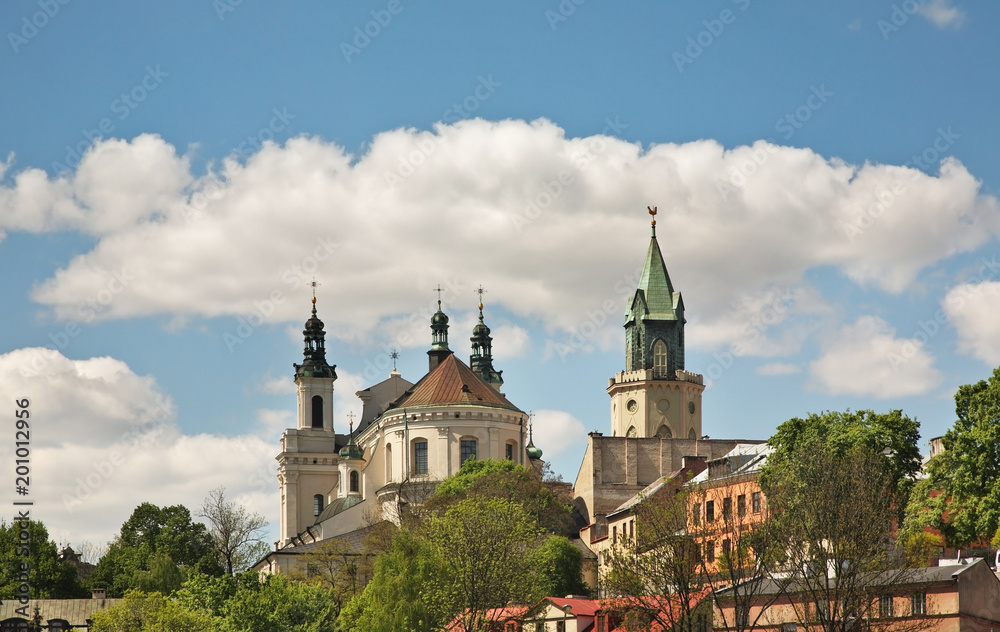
[0, 598, 122, 624]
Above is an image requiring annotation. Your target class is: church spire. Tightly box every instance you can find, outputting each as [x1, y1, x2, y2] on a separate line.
[470, 285, 503, 389]
[294, 287, 337, 380]
[427, 285, 453, 371]
[624, 206, 685, 376]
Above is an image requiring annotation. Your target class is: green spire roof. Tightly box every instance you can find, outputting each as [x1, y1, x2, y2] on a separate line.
[626, 231, 681, 324]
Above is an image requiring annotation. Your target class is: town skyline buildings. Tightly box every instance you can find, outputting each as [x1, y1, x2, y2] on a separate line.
[2, 1, 999, 550]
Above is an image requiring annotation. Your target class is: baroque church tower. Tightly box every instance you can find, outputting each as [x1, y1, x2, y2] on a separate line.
[277, 293, 339, 544]
[608, 207, 705, 439]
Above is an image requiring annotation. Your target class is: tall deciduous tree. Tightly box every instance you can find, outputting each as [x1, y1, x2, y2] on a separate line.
[903, 366, 1000, 548]
[88, 503, 222, 596]
[761, 444, 910, 632]
[336, 529, 447, 632]
[427, 458, 574, 535]
[602, 483, 709, 632]
[198, 487, 269, 575]
[0, 519, 87, 599]
[426, 496, 540, 632]
[763, 409, 922, 519]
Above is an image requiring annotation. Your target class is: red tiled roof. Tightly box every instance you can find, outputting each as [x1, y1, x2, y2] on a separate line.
[391, 353, 521, 412]
[548, 597, 602, 616]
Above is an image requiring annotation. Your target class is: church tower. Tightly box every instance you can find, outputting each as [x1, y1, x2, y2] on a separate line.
[470, 287, 503, 390]
[277, 293, 339, 544]
[608, 207, 705, 439]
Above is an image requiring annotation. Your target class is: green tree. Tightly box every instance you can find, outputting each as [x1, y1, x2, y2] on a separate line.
[602, 484, 708, 632]
[903, 366, 1000, 548]
[530, 535, 589, 599]
[198, 487, 270, 575]
[763, 409, 921, 518]
[88, 502, 223, 596]
[90, 589, 214, 632]
[428, 458, 574, 535]
[221, 573, 336, 632]
[426, 496, 540, 632]
[761, 443, 910, 632]
[337, 529, 446, 632]
[0, 519, 87, 599]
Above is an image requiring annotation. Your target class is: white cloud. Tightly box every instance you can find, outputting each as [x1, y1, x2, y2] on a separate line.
[0, 348, 278, 548]
[943, 281, 1000, 364]
[755, 362, 801, 376]
[917, 0, 965, 29]
[808, 316, 941, 397]
[529, 409, 588, 477]
[3, 121, 996, 358]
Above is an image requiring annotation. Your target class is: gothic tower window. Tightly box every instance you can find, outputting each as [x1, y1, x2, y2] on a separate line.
[655, 424, 672, 439]
[653, 339, 668, 378]
[349, 470, 359, 493]
[626, 426, 638, 438]
[313, 494, 323, 516]
[311, 395, 323, 428]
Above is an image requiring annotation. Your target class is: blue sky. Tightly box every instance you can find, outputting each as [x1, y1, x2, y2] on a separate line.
[2, 0, 998, 549]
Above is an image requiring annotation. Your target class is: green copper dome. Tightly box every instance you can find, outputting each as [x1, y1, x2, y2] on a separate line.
[526, 443, 543, 461]
[339, 442, 364, 460]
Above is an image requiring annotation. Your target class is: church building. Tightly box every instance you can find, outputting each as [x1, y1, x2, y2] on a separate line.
[256, 208, 759, 576]
[261, 290, 539, 573]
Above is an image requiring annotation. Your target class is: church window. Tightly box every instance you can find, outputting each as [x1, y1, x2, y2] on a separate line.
[653, 339, 668, 377]
[460, 439, 477, 465]
[385, 444, 392, 481]
[688, 428, 697, 440]
[626, 426, 638, 438]
[413, 440, 428, 475]
[505, 442, 514, 460]
[350, 470, 359, 493]
[311, 395, 323, 428]
[655, 424, 672, 439]
[314, 494, 323, 516]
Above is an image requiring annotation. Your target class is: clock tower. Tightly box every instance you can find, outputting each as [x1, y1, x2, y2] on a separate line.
[608, 207, 704, 439]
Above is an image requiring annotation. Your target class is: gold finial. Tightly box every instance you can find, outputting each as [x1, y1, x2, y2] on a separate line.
[647, 205, 657, 226]
[347, 411, 356, 435]
[476, 285, 487, 313]
[310, 279, 321, 305]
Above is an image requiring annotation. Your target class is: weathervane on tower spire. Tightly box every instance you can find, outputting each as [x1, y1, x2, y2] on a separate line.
[648, 206, 657, 237]
[476, 284, 487, 313]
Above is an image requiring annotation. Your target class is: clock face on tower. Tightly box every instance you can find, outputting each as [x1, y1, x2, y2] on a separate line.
[626, 399, 638, 413]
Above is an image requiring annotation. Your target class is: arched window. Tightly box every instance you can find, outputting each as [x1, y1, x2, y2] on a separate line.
[688, 428, 697, 440]
[656, 424, 672, 439]
[626, 426, 638, 438]
[413, 440, 428, 475]
[460, 438, 477, 465]
[311, 395, 323, 428]
[505, 441, 516, 461]
[653, 339, 668, 378]
[349, 470, 360, 493]
[313, 494, 324, 516]
[385, 443, 393, 481]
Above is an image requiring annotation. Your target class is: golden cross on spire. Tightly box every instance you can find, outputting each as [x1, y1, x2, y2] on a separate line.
[433, 284, 444, 305]
[310, 278, 321, 304]
[476, 284, 487, 311]
[347, 411, 356, 434]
